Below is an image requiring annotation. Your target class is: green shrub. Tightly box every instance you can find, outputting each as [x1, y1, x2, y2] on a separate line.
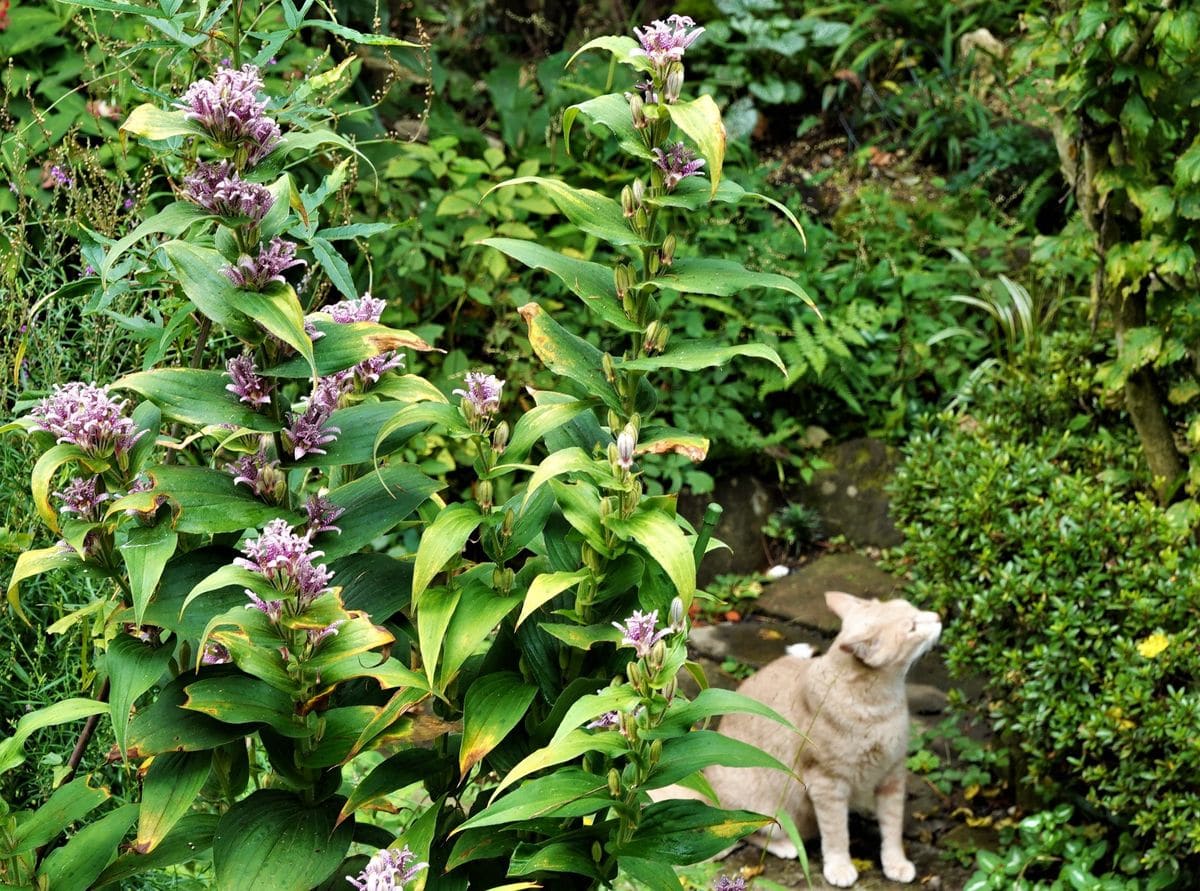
[892, 334, 1200, 873]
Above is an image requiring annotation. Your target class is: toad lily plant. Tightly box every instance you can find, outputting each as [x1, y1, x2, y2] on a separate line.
[2, 12, 814, 891]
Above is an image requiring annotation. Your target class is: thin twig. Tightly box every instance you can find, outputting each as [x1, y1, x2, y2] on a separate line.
[61, 677, 110, 786]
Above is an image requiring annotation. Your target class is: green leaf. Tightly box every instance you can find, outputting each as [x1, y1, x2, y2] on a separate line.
[519, 302, 623, 410]
[212, 790, 353, 891]
[102, 202, 207, 277]
[611, 799, 771, 863]
[415, 585, 460, 688]
[346, 686, 430, 760]
[619, 856, 681, 888]
[8, 545, 81, 623]
[239, 284, 317, 379]
[337, 749, 433, 826]
[120, 522, 178, 624]
[183, 675, 309, 737]
[485, 177, 645, 246]
[136, 750, 212, 853]
[439, 585, 521, 688]
[1175, 139, 1200, 185]
[302, 18, 422, 47]
[665, 95, 726, 197]
[113, 369, 279, 432]
[38, 804, 138, 891]
[505, 397, 596, 463]
[517, 570, 590, 628]
[31, 443, 90, 532]
[107, 634, 175, 759]
[457, 769, 615, 832]
[563, 93, 653, 160]
[547, 479, 609, 554]
[127, 675, 250, 755]
[644, 687, 796, 738]
[605, 506, 695, 603]
[140, 465, 295, 534]
[620, 340, 787, 376]
[372, 402, 470, 465]
[523, 447, 603, 510]
[459, 672, 537, 777]
[162, 241, 257, 338]
[266, 321, 434, 378]
[565, 34, 647, 70]
[0, 699, 107, 775]
[644, 257, 816, 312]
[94, 813, 219, 887]
[121, 103, 204, 140]
[479, 238, 639, 332]
[509, 840, 604, 880]
[493, 728, 628, 797]
[411, 503, 482, 602]
[644, 730, 794, 788]
[10, 777, 109, 854]
[549, 686, 640, 747]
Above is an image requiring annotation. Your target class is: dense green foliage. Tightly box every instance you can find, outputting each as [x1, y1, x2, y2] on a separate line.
[894, 334, 1200, 873]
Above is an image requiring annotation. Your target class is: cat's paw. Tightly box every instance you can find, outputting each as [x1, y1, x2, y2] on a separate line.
[822, 856, 858, 888]
[764, 836, 799, 859]
[882, 855, 916, 883]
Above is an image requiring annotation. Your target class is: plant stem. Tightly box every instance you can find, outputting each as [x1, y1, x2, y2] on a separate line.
[62, 677, 110, 786]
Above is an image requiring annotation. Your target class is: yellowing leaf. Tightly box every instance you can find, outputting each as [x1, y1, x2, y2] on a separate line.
[1137, 632, 1169, 659]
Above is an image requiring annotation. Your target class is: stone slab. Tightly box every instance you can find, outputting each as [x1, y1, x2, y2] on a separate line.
[680, 475, 783, 584]
[798, 437, 903, 547]
[688, 621, 827, 668]
[756, 553, 904, 631]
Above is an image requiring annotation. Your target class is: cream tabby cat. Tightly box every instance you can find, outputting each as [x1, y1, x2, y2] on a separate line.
[704, 592, 941, 887]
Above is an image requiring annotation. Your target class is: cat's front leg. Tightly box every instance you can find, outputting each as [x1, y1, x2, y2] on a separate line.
[875, 764, 916, 883]
[807, 776, 857, 887]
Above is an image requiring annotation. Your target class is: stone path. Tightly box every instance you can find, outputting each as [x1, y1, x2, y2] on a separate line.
[684, 551, 983, 890]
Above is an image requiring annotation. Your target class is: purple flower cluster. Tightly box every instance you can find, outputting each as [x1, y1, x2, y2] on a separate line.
[224, 353, 273, 407]
[201, 641, 232, 665]
[631, 15, 705, 72]
[319, 295, 404, 388]
[454, 372, 504, 418]
[30, 382, 145, 457]
[713, 876, 746, 891]
[46, 164, 73, 188]
[303, 494, 345, 535]
[54, 476, 109, 522]
[225, 447, 285, 502]
[307, 619, 345, 650]
[235, 518, 335, 614]
[613, 609, 672, 658]
[586, 711, 620, 731]
[652, 142, 706, 191]
[183, 161, 273, 222]
[223, 237, 306, 290]
[180, 63, 281, 165]
[346, 846, 427, 891]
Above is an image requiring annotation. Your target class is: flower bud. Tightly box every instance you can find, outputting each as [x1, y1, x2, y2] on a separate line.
[607, 768, 622, 798]
[491, 420, 509, 455]
[633, 207, 648, 235]
[649, 738, 663, 765]
[669, 596, 685, 630]
[592, 840, 604, 862]
[662, 676, 677, 701]
[476, 479, 493, 511]
[501, 508, 515, 540]
[649, 638, 666, 671]
[629, 93, 647, 129]
[643, 320, 670, 355]
[634, 706, 649, 730]
[262, 462, 288, 505]
[631, 178, 646, 206]
[614, 264, 632, 298]
[581, 542, 602, 573]
[599, 496, 615, 523]
[646, 252, 660, 278]
[616, 429, 636, 471]
[621, 710, 638, 739]
[621, 185, 636, 218]
[602, 352, 617, 383]
[626, 659, 642, 688]
[660, 233, 676, 267]
[664, 65, 684, 104]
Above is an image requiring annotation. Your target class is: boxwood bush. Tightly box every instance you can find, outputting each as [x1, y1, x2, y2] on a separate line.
[892, 334, 1200, 872]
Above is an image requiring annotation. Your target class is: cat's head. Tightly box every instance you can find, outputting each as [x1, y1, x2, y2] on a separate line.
[826, 591, 941, 670]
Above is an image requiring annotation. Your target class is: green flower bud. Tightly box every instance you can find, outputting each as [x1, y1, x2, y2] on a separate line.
[491, 420, 509, 455]
[621, 185, 636, 218]
[649, 638, 666, 672]
[629, 93, 647, 129]
[614, 264, 632, 298]
[476, 479, 493, 511]
[649, 738, 663, 765]
[501, 508, 515, 540]
[660, 233, 677, 267]
[632, 178, 646, 206]
[664, 66, 684, 104]
[607, 768, 622, 798]
[602, 352, 617, 383]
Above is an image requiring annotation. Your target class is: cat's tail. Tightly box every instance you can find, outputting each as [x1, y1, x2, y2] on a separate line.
[785, 642, 815, 659]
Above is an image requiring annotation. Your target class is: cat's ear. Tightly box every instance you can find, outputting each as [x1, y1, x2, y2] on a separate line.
[825, 590, 867, 618]
[839, 633, 886, 667]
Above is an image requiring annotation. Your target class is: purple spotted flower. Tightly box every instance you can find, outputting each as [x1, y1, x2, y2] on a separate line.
[235, 518, 335, 611]
[54, 476, 109, 522]
[651, 142, 706, 191]
[201, 641, 232, 665]
[454, 372, 504, 421]
[224, 237, 306, 290]
[324, 295, 386, 324]
[587, 711, 620, 731]
[613, 609, 672, 658]
[245, 591, 284, 622]
[180, 63, 281, 165]
[307, 620, 345, 650]
[713, 876, 746, 891]
[183, 162, 273, 222]
[224, 353, 273, 407]
[346, 846, 427, 891]
[631, 15, 705, 73]
[283, 396, 341, 461]
[30, 382, 145, 458]
[303, 494, 345, 535]
[225, 447, 285, 503]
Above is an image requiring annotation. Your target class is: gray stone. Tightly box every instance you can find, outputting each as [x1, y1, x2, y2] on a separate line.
[756, 553, 904, 631]
[799, 438, 903, 547]
[906, 683, 950, 716]
[680, 475, 783, 584]
[688, 621, 826, 668]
